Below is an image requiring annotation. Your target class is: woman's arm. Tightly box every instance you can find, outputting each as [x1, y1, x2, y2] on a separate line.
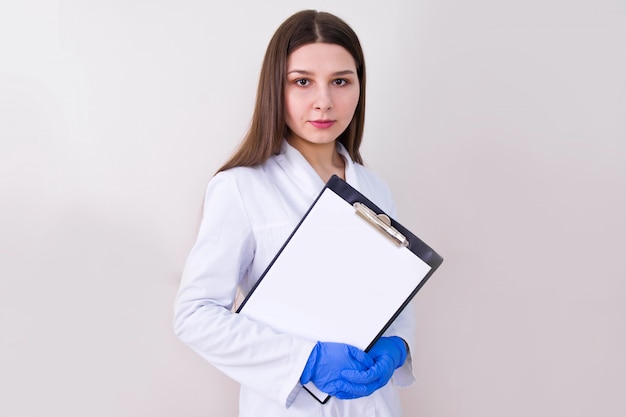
[173, 172, 316, 407]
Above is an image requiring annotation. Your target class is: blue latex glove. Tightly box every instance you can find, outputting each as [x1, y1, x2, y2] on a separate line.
[300, 342, 376, 399]
[340, 336, 407, 394]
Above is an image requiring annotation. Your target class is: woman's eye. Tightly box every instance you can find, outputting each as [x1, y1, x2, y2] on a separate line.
[333, 79, 348, 86]
[295, 79, 309, 86]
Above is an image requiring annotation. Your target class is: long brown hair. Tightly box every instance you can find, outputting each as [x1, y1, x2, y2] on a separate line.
[218, 10, 366, 172]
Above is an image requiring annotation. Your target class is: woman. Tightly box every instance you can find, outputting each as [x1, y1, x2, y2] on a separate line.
[174, 10, 416, 416]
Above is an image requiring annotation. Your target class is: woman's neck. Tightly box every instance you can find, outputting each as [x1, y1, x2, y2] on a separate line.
[287, 137, 345, 182]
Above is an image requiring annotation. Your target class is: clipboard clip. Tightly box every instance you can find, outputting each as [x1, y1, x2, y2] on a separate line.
[353, 202, 409, 248]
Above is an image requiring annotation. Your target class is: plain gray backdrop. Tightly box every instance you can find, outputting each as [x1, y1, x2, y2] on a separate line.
[1, 0, 625, 416]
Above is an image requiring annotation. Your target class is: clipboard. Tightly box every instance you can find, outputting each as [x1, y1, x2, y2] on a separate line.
[236, 175, 443, 403]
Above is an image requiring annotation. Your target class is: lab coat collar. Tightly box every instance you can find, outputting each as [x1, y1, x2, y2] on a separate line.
[276, 140, 360, 200]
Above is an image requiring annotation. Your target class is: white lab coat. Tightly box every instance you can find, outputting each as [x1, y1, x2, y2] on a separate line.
[174, 140, 416, 417]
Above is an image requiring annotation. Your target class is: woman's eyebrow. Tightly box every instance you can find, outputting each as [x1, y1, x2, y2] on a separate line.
[286, 69, 356, 76]
[332, 70, 356, 76]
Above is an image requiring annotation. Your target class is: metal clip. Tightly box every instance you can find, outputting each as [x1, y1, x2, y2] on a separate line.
[353, 202, 409, 247]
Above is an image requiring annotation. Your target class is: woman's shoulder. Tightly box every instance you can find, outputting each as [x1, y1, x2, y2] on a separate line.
[353, 162, 393, 193]
[212, 165, 264, 183]
[207, 164, 276, 199]
[351, 162, 397, 215]
[337, 142, 392, 197]
[213, 150, 288, 185]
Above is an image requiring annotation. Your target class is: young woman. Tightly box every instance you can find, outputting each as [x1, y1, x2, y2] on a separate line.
[174, 10, 416, 416]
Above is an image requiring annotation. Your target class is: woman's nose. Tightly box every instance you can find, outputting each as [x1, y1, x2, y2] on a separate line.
[313, 86, 333, 111]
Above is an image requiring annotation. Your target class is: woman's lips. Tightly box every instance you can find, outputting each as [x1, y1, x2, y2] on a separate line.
[310, 120, 335, 129]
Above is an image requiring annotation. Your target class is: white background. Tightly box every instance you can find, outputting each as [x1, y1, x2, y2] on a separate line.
[1, 1, 625, 416]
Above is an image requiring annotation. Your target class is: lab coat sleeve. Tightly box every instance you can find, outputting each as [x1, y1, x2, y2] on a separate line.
[378, 183, 417, 387]
[173, 172, 316, 407]
[383, 303, 416, 387]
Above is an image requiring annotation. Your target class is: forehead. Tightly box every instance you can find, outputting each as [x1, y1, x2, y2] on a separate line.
[287, 43, 357, 72]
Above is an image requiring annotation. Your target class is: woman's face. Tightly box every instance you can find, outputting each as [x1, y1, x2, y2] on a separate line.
[284, 42, 360, 149]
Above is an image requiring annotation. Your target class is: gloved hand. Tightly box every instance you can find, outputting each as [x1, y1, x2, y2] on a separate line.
[300, 341, 377, 399]
[339, 336, 407, 394]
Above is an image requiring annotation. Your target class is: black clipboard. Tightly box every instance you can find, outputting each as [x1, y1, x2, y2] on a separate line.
[236, 175, 443, 403]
